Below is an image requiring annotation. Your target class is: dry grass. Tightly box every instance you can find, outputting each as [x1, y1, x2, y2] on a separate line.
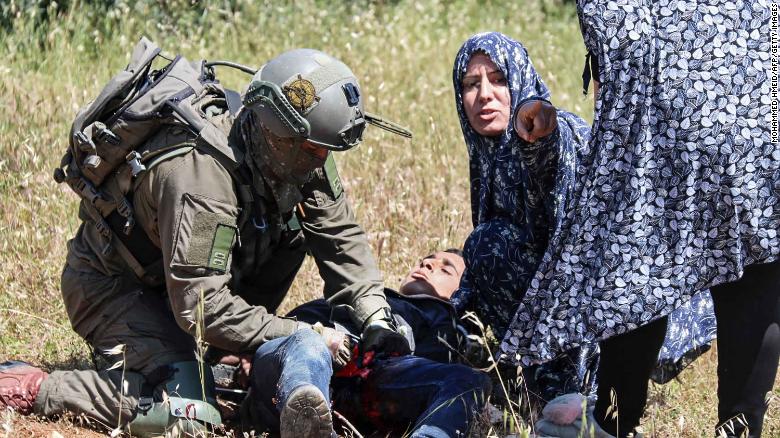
[0, 0, 777, 437]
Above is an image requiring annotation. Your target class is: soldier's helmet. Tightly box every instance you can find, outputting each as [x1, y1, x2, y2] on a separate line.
[243, 49, 366, 151]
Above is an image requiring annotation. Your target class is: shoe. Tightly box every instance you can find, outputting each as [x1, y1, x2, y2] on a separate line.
[534, 393, 615, 438]
[0, 361, 48, 415]
[279, 384, 334, 438]
[535, 414, 616, 438]
[542, 393, 587, 425]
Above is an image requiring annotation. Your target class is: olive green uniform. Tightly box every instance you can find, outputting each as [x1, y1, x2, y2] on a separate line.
[34, 115, 389, 426]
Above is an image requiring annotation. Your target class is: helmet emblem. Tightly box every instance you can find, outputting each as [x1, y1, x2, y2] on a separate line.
[283, 75, 319, 113]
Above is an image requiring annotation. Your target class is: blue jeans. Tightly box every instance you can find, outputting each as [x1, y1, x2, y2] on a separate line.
[250, 331, 491, 438]
[250, 329, 333, 431]
[332, 356, 492, 438]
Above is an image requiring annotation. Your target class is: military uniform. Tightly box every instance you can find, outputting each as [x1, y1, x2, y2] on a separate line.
[34, 108, 391, 426]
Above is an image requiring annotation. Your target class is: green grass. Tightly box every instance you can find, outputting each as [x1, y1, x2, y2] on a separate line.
[0, 1, 777, 437]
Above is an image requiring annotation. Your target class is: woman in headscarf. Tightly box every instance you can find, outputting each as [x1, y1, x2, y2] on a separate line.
[450, 31, 599, 403]
[488, 3, 778, 437]
[450, 32, 717, 409]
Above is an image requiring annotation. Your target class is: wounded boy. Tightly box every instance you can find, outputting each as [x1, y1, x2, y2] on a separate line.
[246, 249, 492, 438]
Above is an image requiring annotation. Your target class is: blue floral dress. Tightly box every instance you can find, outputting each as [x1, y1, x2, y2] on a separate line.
[489, 1, 777, 367]
[451, 32, 719, 395]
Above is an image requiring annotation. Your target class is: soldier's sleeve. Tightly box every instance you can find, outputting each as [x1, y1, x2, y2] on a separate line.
[298, 153, 391, 329]
[135, 147, 301, 352]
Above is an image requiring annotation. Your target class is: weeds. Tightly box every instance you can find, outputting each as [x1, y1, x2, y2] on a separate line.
[103, 344, 127, 437]
[0, 0, 778, 437]
[196, 288, 208, 411]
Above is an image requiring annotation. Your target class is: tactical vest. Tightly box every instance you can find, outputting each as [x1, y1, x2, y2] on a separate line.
[54, 37, 257, 285]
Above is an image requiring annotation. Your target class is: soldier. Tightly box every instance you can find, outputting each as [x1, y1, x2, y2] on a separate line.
[0, 45, 410, 436]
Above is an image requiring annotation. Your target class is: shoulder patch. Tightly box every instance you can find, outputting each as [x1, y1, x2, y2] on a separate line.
[187, 211, 237, 273]
[209, 223, 236, 271]
[323, 153, 343, 199]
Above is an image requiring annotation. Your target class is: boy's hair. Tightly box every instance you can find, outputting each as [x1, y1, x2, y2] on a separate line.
[443, 248, 463, 257]
[423, 248, 463, 259]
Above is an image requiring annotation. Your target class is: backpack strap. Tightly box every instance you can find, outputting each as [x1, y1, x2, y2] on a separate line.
[58, 141, 197, 286]
[166, 99, 244, 169]
[106, 207, 165, 285]
[74, 187, 164, 286]
[224, 89, 243, 117]
[142, 144, 196, 171]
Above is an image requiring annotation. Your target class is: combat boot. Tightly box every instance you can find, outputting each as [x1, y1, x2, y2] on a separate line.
[0, 361, 48, 415]
[279, 384, 334, 438]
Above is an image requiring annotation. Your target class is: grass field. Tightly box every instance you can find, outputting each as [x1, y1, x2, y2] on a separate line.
[0, 1, 777, 437]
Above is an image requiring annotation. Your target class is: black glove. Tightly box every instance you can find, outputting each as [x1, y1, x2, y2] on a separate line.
[457, 324, 489, 367]
[360, 308, 412, 359]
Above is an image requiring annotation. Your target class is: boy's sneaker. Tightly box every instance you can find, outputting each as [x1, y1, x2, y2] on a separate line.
[534, 392, 616, 438]
[279, 384, 334, 438]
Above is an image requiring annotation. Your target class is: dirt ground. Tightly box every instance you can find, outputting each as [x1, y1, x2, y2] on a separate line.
[2, 412, 106, 438]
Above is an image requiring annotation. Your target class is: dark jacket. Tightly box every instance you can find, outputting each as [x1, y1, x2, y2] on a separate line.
[287, 289, 460, 363]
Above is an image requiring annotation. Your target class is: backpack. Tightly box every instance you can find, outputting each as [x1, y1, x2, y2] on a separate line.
[53, 37, 251, 284]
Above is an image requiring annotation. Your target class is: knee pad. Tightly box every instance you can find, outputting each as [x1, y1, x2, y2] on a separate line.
[126, 361, 222, 437]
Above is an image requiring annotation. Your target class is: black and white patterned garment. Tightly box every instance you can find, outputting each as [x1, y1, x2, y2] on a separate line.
[499, 0, 778, 365]
[450, 33, 600, 395]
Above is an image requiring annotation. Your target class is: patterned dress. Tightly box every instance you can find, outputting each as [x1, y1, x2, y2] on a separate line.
[492, 1, 777, 366]
[451, 32, 720, 393]
[451, 32, 599, 397]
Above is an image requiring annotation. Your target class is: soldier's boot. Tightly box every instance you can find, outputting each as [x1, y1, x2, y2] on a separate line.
[0, 361, 48, 415]
[279, 384, 334, 438]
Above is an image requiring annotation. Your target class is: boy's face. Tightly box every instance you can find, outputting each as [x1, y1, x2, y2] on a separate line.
[399, 251, 465, 300]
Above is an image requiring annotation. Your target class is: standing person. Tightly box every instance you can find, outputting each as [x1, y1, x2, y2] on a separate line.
[491, 2, 778, 437]
[0, 40, 411, 436]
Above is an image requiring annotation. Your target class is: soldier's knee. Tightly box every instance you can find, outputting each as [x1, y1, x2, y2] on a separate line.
[126, 361, 221, 438]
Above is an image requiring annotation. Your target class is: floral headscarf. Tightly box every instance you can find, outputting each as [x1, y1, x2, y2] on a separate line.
[453, 32, 553, 229]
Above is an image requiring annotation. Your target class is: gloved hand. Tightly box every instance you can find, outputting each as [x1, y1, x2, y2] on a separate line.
[360, 308, 412, 361]
[312, 322, 353, 369]
[456, 324, 488, 367]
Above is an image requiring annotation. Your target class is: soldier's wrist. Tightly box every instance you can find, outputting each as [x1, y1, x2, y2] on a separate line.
[351, 294, 392, 327]
[296, 321, 313, 332]
[259, 317, 305, 343]
[361, 307, 394, 332]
